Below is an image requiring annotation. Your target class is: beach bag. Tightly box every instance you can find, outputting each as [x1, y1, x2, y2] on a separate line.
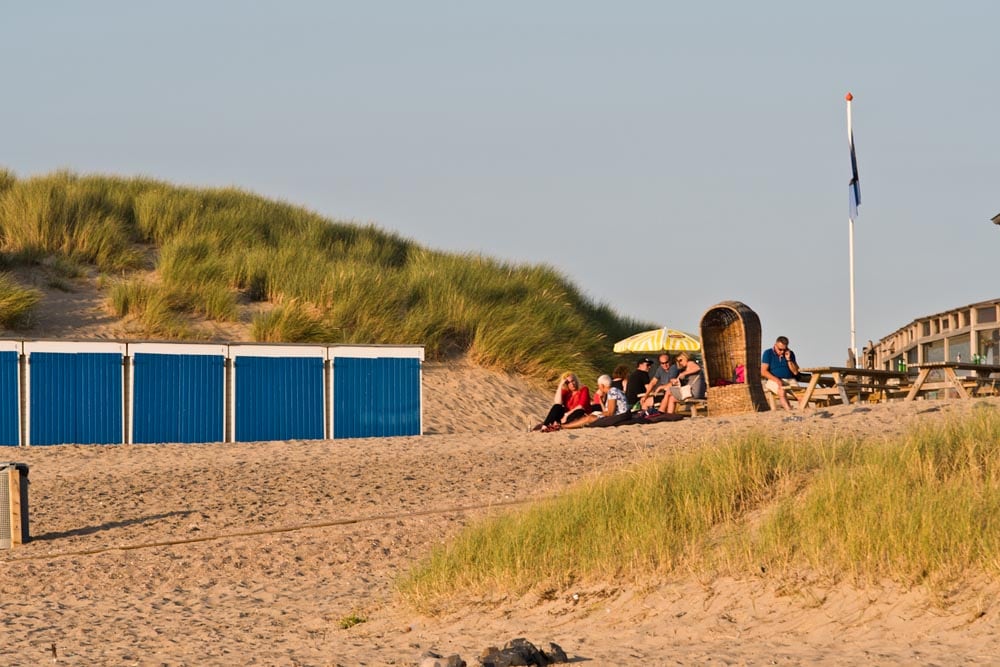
[671, 384, 693, 401]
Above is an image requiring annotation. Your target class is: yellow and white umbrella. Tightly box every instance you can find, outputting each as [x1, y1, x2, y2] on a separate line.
[613, 328, 701, 354]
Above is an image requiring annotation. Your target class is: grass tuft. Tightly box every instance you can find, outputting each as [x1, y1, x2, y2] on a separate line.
[106, 279, 189, 337]
[250, 300, 331, 343]
[337, 613, 367, 629]
[0, 272, 42, 328]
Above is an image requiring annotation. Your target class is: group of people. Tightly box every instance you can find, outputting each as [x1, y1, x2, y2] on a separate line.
[532, 335, 803, 431]
[531, 352, 707, 432]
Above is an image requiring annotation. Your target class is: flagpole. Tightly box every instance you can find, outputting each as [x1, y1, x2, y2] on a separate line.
[849, 210, 856, 360]
[846, 92, 857, 362]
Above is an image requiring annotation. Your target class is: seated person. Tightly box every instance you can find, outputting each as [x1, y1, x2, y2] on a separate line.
[663, 353, 706, 414]
[532, 373, 591, 431]
[641, 354, 678, 409]
[624, 358, 653, 411]
[761, 335, 800, 410]
[611, 364, 630, 392]
[563, 374, 631, 429]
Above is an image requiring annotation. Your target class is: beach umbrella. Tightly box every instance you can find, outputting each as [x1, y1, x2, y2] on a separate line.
[613, 328, 701, 354]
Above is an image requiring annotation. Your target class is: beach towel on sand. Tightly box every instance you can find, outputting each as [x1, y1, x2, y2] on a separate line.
[585, 412, 636, 428]
[643, 412, 684, 423]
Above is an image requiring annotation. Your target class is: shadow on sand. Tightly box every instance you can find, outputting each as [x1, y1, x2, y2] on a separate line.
[31, 510, 195, 541]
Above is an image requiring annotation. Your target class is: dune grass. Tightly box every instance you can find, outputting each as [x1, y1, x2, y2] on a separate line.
[0, 171, 144, 271]
[0, 169, 650, 382]
[250, 300, 331, 343]
[0, 272, 42, 328]
[747, 409, 1000, 585]
[398, 409, 1000, 610]
[106, 278, 191, 338]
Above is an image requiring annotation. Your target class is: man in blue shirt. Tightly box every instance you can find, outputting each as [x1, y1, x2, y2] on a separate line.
[761, 336, 800, 410]
[641, 354, 680, 410]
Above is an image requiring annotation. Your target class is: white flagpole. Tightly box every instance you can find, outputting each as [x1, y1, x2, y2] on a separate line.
[846, 92, 857, 362]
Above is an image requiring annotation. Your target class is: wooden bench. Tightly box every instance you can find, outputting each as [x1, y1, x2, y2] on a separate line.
[764, 379, 809, 409]
[677, 398, 708, 419]
[649, 390, 708, 417]
[906, 362, 1000, 401]
[973, 378, 1000, 396]
[797, 367, 911, 407]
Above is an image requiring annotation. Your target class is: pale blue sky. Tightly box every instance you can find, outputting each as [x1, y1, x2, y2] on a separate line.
[3, 2, 998, 364]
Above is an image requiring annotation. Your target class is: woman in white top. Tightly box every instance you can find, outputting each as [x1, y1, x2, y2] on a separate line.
[562, 374, 632, 429]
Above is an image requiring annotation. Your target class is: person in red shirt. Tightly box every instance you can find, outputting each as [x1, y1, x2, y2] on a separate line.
[531, 373, 591, 431]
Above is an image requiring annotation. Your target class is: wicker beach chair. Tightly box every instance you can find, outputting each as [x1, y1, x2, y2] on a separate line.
[700, 301, 770, 414]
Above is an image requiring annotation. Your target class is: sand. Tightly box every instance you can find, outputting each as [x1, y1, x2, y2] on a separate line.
[3, 358, 1000, 665]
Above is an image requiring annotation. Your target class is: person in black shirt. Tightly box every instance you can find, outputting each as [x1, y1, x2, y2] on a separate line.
[624, 358, 653, 411]
[611, 364, 630, 392]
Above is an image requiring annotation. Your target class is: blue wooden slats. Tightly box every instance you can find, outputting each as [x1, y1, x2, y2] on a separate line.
[29, 352, 123, 446]
[0, 351, 19, 446]
[333, 357, 421, 438]
[234, 356, 324, 442]
[132, 353, 225, 444]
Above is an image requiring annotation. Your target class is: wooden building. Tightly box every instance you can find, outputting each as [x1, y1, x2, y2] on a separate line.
[870, 299, 1000, 371]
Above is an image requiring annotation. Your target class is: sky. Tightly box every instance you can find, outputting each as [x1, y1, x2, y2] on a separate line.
[2, 1, 998, 365]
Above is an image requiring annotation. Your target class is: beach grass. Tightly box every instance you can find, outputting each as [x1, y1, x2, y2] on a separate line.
[0, 272, 43, 328]
[106, 278, 190, 337]
[250, 300, 331, 343]
[398, 409, 1000, 610]
[746, 408, 1000, 586]
[0, 169, 649, 382]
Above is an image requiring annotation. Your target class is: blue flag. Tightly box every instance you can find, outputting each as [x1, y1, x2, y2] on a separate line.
[848, 127, 860, 219]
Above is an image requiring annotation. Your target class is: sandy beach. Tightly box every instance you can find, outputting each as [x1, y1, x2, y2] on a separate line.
[3, 361, 1000, 665]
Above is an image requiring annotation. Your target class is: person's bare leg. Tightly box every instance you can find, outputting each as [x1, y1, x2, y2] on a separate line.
[562, 414, 596, 429]
[778, 386, 792, 410]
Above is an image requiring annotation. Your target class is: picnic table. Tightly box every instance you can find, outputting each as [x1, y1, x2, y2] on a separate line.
[796, 366, 911, 408]
[905, 361, 1000, 400]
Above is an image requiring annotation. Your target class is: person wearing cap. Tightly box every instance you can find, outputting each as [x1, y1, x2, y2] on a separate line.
[624, 358, 653, 411]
